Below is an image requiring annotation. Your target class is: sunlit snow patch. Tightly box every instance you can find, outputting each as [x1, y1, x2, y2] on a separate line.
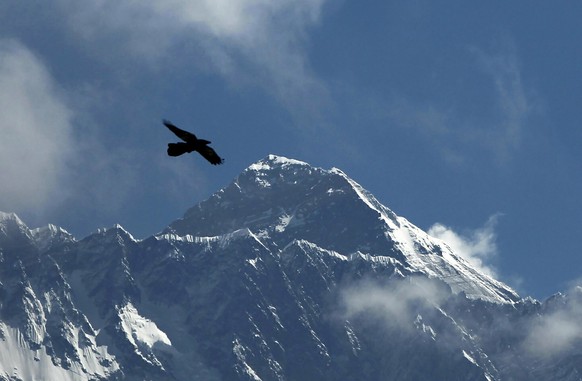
[233, 338, 262, 381]
[118, 303, 172, 367]
[0, 323, 117, 380]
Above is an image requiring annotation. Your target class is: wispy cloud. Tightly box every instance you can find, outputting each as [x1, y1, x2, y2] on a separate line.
[470, 40, 534, 163]
[523, 285, 582, 358]
[428, 215, 500, 278]
[56, 0, 330, 112]
[0, 39, 75, 217]
[377, 38, 535, 167]
[340, 277, 449, 330]
[0, 39, 146, 230]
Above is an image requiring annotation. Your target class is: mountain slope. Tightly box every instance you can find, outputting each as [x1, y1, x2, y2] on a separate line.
[167, 154, 517, 304]
[0, 156, 580, 381]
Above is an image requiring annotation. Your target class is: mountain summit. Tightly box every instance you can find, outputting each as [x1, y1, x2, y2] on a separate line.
[0, 155, 579, 380]
[167, 154, 518, 304]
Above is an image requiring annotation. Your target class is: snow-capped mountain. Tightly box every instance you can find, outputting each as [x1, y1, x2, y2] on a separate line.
[0, 155, 580, 380]
[166, 155, 517, 304]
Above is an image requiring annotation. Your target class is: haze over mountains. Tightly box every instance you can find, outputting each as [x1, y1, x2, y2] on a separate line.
[0, 155, 580, 380]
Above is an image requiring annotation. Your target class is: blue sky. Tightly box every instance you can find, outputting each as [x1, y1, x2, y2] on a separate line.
[0, 1, 580, 299]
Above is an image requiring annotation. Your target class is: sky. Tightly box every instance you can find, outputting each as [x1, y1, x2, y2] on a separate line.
[0, 1, 580, 300]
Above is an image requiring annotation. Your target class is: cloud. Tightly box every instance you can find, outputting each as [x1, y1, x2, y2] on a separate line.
[428, 215, 500, 277]
[523, 285, 582, 358]
[0, 39, 75, 216]
[376, 38, 535, 167]
[0, 39, 145, 232]
[470, 40, 533, 162]
[56, 0, 329, 111]
[340, 277, 449, 330]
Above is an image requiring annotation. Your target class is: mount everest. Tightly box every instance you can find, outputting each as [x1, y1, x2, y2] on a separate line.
[0, 155, 580, 380]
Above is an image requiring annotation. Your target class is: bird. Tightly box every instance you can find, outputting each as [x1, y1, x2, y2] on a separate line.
[163, 120, 224, 165]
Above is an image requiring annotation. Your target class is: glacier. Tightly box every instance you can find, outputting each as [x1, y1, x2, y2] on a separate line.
[0, 155, 581, 380]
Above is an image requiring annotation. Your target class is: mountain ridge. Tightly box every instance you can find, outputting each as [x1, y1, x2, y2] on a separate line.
[166, 154, 518, 304]
[0, 154, 580, 380]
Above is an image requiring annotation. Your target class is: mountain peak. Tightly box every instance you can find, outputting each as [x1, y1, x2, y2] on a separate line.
[166, 155, 518, 304]
[0, 211, 25, 226]
[4, 159, 576, 381]
[247, 154, 310, 171]
[31, 224, 75, 252]
[92, 224, 137, 244]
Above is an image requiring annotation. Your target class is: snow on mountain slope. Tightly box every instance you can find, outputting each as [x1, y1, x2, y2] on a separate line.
[31, 224, 75, 252]
[0, 155, 580, 381]
[0, 214, 120, 380]
[167, 154, 518, 303]
[0, 323, 115, 381]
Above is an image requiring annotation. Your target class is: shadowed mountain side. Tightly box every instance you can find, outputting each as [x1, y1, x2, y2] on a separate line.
[0, 157, 580, 380]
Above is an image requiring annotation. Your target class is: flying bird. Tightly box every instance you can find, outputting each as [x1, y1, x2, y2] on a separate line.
[163, 120, 224, 165]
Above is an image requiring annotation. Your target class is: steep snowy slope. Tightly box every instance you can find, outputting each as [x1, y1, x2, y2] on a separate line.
[167, 154, 518, 303]
[0, 212, 119, 380]
[0, 156, 580, 381]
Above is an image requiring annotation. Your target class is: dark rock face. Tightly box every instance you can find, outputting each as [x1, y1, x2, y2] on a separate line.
[0, 156, 580, 380]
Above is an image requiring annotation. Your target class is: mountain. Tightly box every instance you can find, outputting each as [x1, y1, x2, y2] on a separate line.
[0, 155, 581, 380]
[166, 155, 517, 304]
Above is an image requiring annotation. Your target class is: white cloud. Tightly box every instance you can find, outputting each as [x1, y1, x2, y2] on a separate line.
[340, 277, 448, 330]
[56, 0, 329, 110]
[470, 41, 534, 163]
[0, 39, 75, 216]
[523, 285, 582, 358]
[0, 39, 144, 230]
[428, 215, 500, 277]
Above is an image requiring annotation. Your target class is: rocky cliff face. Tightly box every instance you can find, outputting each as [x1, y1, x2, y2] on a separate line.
[0, 156, 580, 380]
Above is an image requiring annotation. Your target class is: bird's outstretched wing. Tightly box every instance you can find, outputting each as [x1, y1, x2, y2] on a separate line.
[198, 146, 224, 165]
[163, 120, 198, 143]
[163, 119, 224, 164]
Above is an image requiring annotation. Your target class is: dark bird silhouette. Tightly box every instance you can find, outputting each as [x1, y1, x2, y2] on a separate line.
[163, 120, 224, 165]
